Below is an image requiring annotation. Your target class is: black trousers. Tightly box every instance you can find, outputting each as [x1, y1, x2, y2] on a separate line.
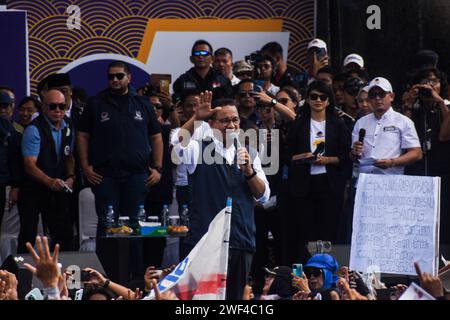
[180, 243, 253, 300]
[17, 186, 74, 253]
[289, 174, 344, 264]
[251, 205, 281, 294]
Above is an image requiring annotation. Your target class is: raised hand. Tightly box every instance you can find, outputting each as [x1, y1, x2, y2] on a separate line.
[194, 91, 219, 120]
[23, 236, 61, 288]
[415, 261, 444, 298]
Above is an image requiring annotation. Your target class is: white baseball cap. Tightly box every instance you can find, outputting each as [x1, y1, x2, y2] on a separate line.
[343, 53, 364, 68]
[307, 38, 327, 52]
[367, 77, 393, 92]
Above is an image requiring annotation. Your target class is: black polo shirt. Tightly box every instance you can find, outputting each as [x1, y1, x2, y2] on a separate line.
[78, 89, 161, 177]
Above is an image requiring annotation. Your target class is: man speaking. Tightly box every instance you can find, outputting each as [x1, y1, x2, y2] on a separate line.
[171, 91, 270, 300]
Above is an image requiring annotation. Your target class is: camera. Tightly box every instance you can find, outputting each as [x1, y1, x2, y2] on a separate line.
[245, 50, 264, 67]
[307, 240, 332, 255]
[418, 87, 432, 98]
[80, 270, 91, 282]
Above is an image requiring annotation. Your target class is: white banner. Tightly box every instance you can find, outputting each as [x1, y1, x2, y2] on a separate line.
[350, 174, 440, 275]
[144, 198, 232, 300]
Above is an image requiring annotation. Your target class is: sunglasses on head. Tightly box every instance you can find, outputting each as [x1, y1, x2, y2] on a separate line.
[193, 50, 210, 57]
[48, 103, 66, 111]
[107, 73, 126, 81]
[304, 267, 323, 278]
[368, 90, 387, 99]
[309, 93, 329, 101]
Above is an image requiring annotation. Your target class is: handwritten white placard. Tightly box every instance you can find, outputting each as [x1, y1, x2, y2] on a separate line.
[350, 174, 440, 275]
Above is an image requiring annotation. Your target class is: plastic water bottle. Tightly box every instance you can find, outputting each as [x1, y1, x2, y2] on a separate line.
[161, 205, 169, 227]
[105, 205, 115, 234]
[137, 205, 146, 222]
[180, 204, 189, 228]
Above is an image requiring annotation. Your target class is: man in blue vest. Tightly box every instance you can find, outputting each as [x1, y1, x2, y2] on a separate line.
[17, 89, 75, 253]
[77, 60, 163, 236]
[171, 91, 270, 300]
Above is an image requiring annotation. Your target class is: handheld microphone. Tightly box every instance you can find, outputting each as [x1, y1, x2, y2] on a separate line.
[229, 132, 248, 165]
[358, 128, 366, 143]
[354, 128, 366, 160]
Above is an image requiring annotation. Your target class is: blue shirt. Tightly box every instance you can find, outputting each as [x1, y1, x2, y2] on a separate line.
[22, 116, 70, 162]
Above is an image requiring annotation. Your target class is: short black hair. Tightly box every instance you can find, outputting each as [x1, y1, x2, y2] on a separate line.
[18, 95, 42, 112]
[211, 98, 236, 109]
[180, 89, 200, 105]
[261, 41, 283, 56]
[277, 87, 299, 104]
[317, 66, 334, 76]
[82, 285, 115, 300]
[235, 79, 254, 95]
[107, 60, 130, 74]
[191, 39, 213, 56]
[258, 54, 276, 69]
[214, 47, 233, 58]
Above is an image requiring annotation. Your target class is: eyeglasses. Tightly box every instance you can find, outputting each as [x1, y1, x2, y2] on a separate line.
[304, 267, 323, 278]
[193, 50, 210, 57]
[215, 117, 240, 125]
[368, 90, 387, 99]
[47, 103, 66, 111]
[257, 64, 272, 70]
[277, 98, 291, 105]
[309, 93, 329, 101]
[107, 73, 126, 81]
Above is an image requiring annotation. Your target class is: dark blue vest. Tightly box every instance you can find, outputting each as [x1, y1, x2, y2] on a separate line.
[24, 115, 72, 189]
[186, 140, 256, 252]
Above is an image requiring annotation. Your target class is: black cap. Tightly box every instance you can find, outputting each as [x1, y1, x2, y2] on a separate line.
[344, 77, 365, 96]
[47, 73, 72, 88]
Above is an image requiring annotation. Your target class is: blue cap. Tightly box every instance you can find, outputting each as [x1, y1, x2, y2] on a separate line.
[305, 254, 340, 289]
[0, 92, 11, 105]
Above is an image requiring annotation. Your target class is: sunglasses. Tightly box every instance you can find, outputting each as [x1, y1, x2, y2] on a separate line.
[309, 93, 329, 101]
[107, 73, 126, 81]
[304, 267, 323, 278]
[48, 103, 66, 111]
[153, 103, 163, 109]
[193, 50, 210, 57]
[368, 90, 387, 99]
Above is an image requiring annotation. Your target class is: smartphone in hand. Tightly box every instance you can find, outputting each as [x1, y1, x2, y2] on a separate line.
[292, 263, 303, 277]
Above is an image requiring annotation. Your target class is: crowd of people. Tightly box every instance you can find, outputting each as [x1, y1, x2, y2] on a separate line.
[1, 37, 450, 300]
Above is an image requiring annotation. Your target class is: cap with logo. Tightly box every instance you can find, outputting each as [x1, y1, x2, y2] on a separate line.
[343, 53, 364, 68]
[307, 38, 327, 53]
[367, 77, 393, 92]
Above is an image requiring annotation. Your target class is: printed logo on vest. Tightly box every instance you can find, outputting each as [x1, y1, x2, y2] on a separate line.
[64, 145, 71, 156]
[134, 111, 143, 121]
[183, 82, 196, 89]
[100, 112, 110, 122]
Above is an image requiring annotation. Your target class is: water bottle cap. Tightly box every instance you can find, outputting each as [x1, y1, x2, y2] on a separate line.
[163, 205, 169, 208]
[107, 205, 113, 209]
[138, 205, 144, 209]
[182, 205, 188, 209]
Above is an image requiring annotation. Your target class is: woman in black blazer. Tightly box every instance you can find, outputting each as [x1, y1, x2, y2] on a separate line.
[286, 80, 351, 263]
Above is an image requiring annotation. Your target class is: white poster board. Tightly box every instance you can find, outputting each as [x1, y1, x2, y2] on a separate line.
[350, 174, 440, 275]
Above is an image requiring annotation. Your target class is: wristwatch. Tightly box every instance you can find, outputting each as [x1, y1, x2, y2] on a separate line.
[245, 167, 257, 180]
[270, 98, 277, 106]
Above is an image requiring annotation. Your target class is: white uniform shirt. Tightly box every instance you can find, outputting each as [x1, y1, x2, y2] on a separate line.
[352, 107, 420, 175]
[170, 122, 270, 203]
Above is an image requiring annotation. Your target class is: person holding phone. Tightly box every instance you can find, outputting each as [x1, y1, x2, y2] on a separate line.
[254, 55, 279, 96]
[306, 39, 329, 87]
[287, 80, 351, 264]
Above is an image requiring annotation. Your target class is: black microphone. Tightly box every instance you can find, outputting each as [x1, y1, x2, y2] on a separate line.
[358, 128, 366, 143]
[230, 132, 248, 165]
[354, 128, 366, 160]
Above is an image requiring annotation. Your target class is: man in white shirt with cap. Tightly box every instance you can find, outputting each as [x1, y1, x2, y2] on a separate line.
[351, 77, 422, 175]
[305, 38, 329, 85]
